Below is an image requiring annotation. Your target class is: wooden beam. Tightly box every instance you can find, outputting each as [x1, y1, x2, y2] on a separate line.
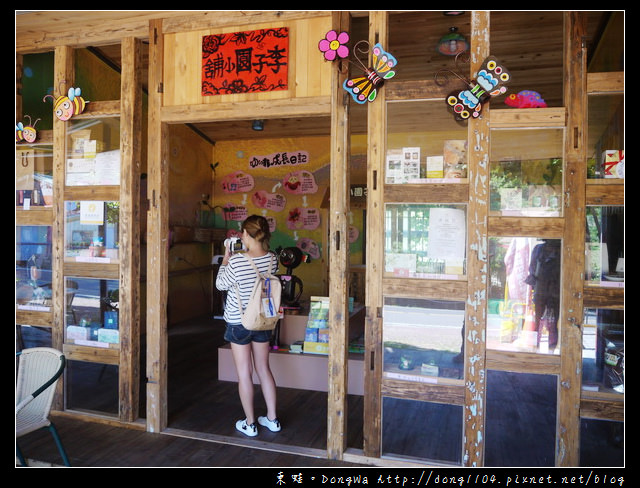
[363, 10, 388, 459]
[146, 18, 170, 433]
[463, 11, 490, 468]
[326, 11, 351, 461]
[160, 97, 331, 124]
[119, 36, 143, 422]
[557, 11, 588, 467]
[51, 46, 74, 412]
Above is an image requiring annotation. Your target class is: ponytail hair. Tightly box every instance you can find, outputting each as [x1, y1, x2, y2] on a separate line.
[242, 215, 271, 251]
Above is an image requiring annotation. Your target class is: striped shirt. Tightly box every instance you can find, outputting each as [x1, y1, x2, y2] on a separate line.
[215, 252, 279, 324]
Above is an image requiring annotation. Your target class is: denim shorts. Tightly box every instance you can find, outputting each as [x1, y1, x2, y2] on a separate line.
[224, 323, 272, 345]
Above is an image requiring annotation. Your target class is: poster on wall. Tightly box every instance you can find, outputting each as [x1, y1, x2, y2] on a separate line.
[286, 207, 320, 230]
[223, 204, 248, 222]
[251, 190, 286, 211]
[283, 170, 318, 194]
[202, 28, 289, 96]
[221, 171, 255, 193]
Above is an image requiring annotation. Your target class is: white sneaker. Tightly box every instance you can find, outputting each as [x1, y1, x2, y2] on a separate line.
[235, 419, 258, 437]
[258, 416, 281, 432]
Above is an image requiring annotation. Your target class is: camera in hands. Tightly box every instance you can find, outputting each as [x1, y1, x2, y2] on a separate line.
[224, 237, 245, 253]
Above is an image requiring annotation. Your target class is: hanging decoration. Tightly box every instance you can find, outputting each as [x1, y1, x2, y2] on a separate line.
[16, 116, 40, 143]
[318, 30, 350, 61]
[342, 41, 398, 104]
[201, 28, 289, 96]
[437, 27, 469, 56]
[436, 53, 510, 122]
[505, 90, 547, 108]
[43, 82, 88, 121]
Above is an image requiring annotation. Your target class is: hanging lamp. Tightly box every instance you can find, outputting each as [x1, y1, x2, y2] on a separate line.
[437, 27, 469, 56]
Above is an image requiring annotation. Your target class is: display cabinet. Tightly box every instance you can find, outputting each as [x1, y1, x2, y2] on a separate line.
[578, 37, 624, 462]
[366, 10, 624, 467]
[15, 41, 143, 422]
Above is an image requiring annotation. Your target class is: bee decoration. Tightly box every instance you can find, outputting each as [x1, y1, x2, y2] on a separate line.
[16, 115, 41, 143]
[436, 53, 510, 122]
[43, 81, 89, 121]
[343, 41, 398, 104]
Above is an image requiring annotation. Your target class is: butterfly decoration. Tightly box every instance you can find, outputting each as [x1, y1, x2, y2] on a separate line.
[342, 41, 398, 104]
[437, 55, 510, 122]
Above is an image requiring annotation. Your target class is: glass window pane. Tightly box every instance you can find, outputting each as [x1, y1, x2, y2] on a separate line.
[486, 370, 557, 467]
[488, 237, 561, 354]
[382, 397, 463, 463]
[580, 418, 624, 467]
[387, 101, 468, 183]
[582, 308, 624, 394]
[586, 206, 624, 286]
[383, 297, 464, 382]
[587, 94, 624, 179]
[65, 277, 119, 347]
[16, 225, 52, 311]
[490, 129, 564, 216]
[385, 204, 466, 279]
[65, 360, 119, 415]
[66, 117, 120, 186]
[16, 144, 54, 208]
[64, 201, 120, 262]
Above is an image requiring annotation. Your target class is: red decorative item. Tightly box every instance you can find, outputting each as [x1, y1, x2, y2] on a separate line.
[202, 28, 289, 96]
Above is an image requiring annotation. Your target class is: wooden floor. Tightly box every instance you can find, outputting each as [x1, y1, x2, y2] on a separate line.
[17, 317, 369, 468]
[16, 316, 624, 468]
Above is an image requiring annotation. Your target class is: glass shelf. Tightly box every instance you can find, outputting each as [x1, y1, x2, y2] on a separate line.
[16, 143, 53, 209]
[384, 203, 466, 279]
[585, 206, 624, 287]
[490, 128, 564, 217]
[65, 277, 119, 348]
[65, 117, 121, 186]
[383, 297, 465, 384]
[16, 225, 52, 312]
[64, 201, 120, 263]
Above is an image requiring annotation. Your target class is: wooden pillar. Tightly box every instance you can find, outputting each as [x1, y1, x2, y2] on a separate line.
[557, 11, 587, 466]
[146, 19, 170, 433]
[51, 45, 74, 411]
[327, 11, 351, 460]
[463, 10, 490, 467]
[119, 37, 143, 422]
[363, 10, 388, 458]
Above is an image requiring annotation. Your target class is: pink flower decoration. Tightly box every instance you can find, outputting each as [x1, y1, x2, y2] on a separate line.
[318, 30, 350, 61]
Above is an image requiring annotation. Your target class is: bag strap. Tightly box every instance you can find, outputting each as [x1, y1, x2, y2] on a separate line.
[247, 253, 273, 276]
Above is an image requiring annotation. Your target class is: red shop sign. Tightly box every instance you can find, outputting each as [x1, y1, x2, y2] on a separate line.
[202, 27, 289, 96]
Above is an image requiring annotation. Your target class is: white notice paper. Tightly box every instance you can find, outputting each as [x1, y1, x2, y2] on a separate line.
[427, 208, 466, 259]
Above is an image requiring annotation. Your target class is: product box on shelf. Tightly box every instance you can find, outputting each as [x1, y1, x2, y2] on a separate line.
[603, 150, 624, 178]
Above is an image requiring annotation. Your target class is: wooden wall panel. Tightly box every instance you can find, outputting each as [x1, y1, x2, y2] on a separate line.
[163, 17, 332, 107]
